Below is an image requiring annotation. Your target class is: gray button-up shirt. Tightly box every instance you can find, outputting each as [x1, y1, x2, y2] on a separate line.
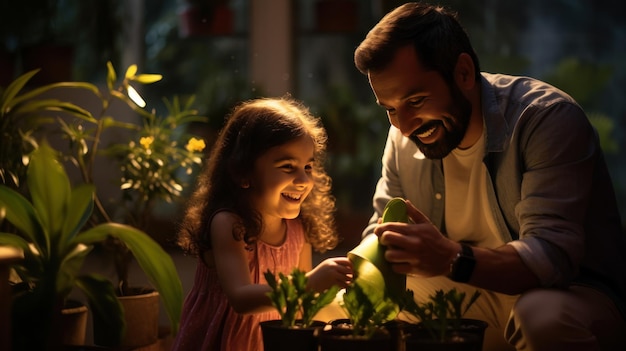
[363, 72, 626, 316]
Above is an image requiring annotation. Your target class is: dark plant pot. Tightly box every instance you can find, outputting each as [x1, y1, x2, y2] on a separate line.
[261, 319, 326, 351]
[404, 319, 488, 351]
[405, 331, 482, 351]
[317, 319, 393, 351]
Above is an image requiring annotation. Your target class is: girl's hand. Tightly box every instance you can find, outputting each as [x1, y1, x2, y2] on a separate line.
[306, 257, 353, 292]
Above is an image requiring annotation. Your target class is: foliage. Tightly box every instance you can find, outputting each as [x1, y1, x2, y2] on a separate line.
[0, 62, 204, 341]
[264, 268, 339, 328]
[339, 281, 399, 339]
[402, 288, 481, 342]
[0, 142, 182, 349]
[0, 68, 97, 192]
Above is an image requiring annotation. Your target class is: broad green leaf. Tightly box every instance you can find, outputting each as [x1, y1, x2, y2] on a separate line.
[57, 244, 92, 297]
[60, 184, 95, 247]
[28, 143, 71, 242]
[76, 274, 125, 346]
[0, 187, 47, 253]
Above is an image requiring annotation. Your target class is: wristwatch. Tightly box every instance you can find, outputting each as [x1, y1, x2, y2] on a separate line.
[449, 243, 476, 283]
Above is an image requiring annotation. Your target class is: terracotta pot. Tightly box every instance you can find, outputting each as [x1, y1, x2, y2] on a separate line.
[261, 319, 325, 351]
[61, 300, 89, 346]
[118, 289, 160, 349]
[93, 288, 160, 349]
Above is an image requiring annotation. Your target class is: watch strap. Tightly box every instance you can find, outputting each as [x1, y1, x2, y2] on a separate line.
[449, 243, 476, 283]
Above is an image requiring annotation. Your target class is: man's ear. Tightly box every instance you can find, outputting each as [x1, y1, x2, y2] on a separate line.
[454, 53, 476, 90]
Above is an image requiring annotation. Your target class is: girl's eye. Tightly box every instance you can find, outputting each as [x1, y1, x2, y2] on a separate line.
[280, 164, 295, 171]
[305, 164, 313, 173]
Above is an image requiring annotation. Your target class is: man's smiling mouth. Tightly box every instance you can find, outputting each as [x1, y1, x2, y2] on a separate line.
[417, 125, 437, 138]
[413, 121, 444, 143]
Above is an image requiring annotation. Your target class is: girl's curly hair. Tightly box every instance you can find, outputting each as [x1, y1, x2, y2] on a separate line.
[177, 96, 338, 257]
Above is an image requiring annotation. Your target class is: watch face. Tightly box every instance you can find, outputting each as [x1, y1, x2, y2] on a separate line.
[451, 244, 475, 283]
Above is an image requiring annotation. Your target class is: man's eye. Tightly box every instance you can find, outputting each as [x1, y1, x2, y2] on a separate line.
[409, 97, 425, 106]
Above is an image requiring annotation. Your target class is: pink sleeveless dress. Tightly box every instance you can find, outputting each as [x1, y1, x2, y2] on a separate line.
[172, 219, 305, 351]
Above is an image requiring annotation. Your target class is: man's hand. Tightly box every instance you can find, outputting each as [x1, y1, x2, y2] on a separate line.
[374, 200, 459, 276]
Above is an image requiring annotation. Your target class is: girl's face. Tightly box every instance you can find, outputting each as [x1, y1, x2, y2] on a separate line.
[248, 135, 316, 221]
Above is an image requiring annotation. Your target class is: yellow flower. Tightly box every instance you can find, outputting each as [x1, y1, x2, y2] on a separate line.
[186, 137, 206, 152]
[140, 136, 154, 149]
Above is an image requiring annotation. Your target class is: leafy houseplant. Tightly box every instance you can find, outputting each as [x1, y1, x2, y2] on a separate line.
[402, 288, 487, 350]
[316, 281, 399, 351]
[261, 268, 339, 351]
[0, 142, 182, 350]
[60, 62, 208, 297]
[1, 62, 204, 346]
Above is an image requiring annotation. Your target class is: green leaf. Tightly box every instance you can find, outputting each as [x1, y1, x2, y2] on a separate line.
[28, 142, 71, 244]
[133, 74, 163, 84]
[57, 244, 93, 297]
[0, 69, 39, 113]
[106, 61, 117, 91]
[76, 274, 125, 346]
[0, 187, 45, 250]
[60, 184, 95, 247]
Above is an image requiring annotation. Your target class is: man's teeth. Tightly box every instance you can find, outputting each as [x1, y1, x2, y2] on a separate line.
[417, 126, 436, 138]
[283, 193, 301, 200]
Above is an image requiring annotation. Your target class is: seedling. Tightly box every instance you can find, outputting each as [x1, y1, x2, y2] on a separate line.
[264, 268, 339, 328]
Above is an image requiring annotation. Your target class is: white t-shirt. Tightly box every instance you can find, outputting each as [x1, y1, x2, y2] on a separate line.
[443, 134, 504, 248]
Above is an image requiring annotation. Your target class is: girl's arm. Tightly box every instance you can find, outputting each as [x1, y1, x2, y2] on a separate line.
[298, 241, 313, 272]
[210, 211, 275, 314]
[301, 239, 353, 292]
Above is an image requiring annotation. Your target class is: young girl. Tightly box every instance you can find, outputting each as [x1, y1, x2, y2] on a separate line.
[173, 97, 353, 351]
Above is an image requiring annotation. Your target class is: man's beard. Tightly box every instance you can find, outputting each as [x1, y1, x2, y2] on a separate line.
[409, 84, 472, 159]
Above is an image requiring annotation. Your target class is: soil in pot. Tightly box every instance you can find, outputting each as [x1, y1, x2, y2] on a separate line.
[317, 319, 394, 351]
[405, 331, 482, 351]
[404, 319, 488, 351]
[260, 319, 326, 351]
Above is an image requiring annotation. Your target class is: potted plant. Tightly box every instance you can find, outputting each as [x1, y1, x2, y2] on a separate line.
[56, 62, 207, 348]
[261, 268, 340, 351]
[316, 197, 410, 351]
[317, 280, 399, 351]
[401, 288, 487, 351]
[0, 142, 182, 350]
[1, 63, 202, 348]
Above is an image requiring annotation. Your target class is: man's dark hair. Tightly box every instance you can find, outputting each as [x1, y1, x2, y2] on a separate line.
[354, 2, 480, 85]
